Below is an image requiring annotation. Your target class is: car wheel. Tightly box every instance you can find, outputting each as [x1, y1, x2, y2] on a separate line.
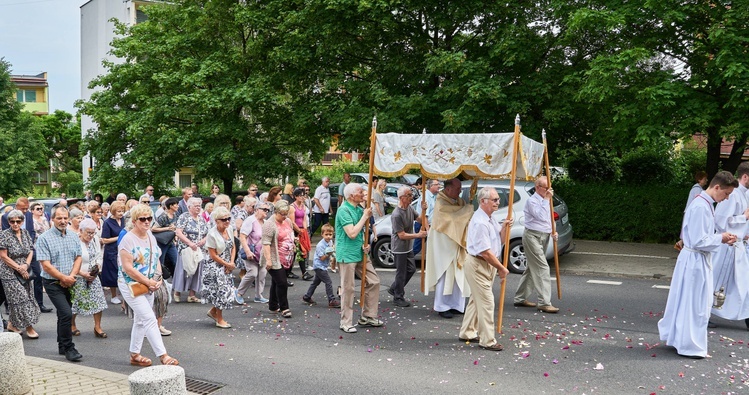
[506, 239, 527, 274]
[372, 237, 395, 269]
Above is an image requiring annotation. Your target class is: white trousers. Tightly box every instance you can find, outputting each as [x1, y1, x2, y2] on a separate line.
[118, 280, 167, 357]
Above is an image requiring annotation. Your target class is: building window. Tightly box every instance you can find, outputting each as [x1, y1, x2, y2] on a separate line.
[179, 174, 192, 189]
[33, 171, 48, 184]
[16, 90, 37, 103]
[136, 9, 148, 24]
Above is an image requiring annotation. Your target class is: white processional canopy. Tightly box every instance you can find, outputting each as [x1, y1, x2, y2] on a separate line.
[372, 133, 545, 180]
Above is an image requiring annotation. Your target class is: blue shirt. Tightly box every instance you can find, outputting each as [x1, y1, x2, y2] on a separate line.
[313, 239, 333, 270]
[35, 226, 82, 280]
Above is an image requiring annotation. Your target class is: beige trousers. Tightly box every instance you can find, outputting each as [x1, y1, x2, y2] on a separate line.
[339, 260, 380, 327]
[459, 255, 498, 348]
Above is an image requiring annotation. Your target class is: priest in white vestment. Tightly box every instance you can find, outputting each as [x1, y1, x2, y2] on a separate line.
[425, 178, 473, 318]
[659, 171, 738, 359]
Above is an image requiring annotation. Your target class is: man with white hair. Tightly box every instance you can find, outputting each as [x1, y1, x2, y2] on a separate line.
[459, 186, 512, 351]
[311, 177, 331, 236]
[336, 182, 381, 333]
[388, 186, 428, 307]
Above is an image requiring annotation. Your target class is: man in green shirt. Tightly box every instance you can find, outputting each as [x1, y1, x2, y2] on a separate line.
[336, 182, 383, 333]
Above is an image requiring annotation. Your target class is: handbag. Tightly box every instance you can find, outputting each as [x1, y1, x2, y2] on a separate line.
[14, 264, 35, 286]
[181, 220, 204, 277]
[128, 236, 153, 297]
[154, 230, 175, 245]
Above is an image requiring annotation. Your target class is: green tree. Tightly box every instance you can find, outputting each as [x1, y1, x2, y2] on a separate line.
[38, 110, 82, 174]
[562, 0, 749, 176]
[78, 0, 331, 195]
[0, 58, 47, 196]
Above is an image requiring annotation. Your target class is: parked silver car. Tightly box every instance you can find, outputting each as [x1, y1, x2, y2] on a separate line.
[370, 179, 575, 273]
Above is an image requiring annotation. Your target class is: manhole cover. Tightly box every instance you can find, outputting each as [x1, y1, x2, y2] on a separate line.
[185, 376, 225, 394]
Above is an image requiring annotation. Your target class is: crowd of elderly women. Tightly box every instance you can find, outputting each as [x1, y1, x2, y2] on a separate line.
[0, 184, 331, 366]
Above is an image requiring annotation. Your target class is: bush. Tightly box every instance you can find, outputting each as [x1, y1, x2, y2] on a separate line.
[673, 149, 707, 186]
[620, 147, 673, 185]
[554, 179, 685, 243]
[566, 147, 621, 183]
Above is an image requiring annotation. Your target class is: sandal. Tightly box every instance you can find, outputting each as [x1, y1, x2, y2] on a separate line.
[72, 329, 81, 336]
[281, 310, 292, 318]
[160, 355, 179, 366]
[130, 353, 152, 367]
[94, 329, 108, 338]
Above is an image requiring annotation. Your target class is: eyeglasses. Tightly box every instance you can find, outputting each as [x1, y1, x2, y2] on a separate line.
[217, 217, 231, 222]
[249, 189, 258, 192]
[84, 231, 96, 236]
[136, 216, 153, 223]
[484, 198, 500, 203]
[9, 220, 23, 224]
[258, 207, 270, 212]
[147, 189, 154, 192]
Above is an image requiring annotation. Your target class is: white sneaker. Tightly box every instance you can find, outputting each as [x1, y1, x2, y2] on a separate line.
[159, 326, 172, 336]
[110, 297, 122, 304]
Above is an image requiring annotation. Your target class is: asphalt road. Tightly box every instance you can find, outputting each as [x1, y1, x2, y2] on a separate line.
[17, 242, 749, 395]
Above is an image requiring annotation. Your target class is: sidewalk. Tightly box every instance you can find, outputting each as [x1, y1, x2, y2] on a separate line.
[26, 356, 131, 394]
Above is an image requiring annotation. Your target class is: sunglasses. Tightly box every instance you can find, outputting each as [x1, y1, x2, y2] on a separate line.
[249, 189, 258, 192]
[9, 220, 23, 224]
[137, 216, 153, 223]
[34, 207, 43, 211]
[484, 198, 500, 203]
[217, 217, 231, 222]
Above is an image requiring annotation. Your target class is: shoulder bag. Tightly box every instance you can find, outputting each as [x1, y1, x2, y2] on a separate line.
[128, 236, 153, 297]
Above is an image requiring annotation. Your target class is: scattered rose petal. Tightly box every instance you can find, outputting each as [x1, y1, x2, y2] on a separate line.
[543, 372, 549, 377]
[474, 360, 479, 365]
[594, 363, 604, 370]
[552, 359, 558, 364]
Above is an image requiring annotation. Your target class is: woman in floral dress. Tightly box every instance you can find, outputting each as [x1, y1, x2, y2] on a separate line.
[203, 206, 236, 328]
[173, 197, 208, 303]
[0, 210, 40, 338]
[70, 219, 108, 338]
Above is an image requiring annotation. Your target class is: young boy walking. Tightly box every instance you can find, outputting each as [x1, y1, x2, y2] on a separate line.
[303, 224, 341, 307]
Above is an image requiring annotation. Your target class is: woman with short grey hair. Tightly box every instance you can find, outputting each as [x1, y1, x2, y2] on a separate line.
[173, 197, 208, 303]
[68, 208, 84, 235]
[0, 209, 40, 338]
[70, 218, 108, 338]
[202, 206, 236, 328]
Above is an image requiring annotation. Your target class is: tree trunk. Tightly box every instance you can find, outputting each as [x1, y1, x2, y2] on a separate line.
[705, 127, 722, 179]
[723, 134, 749, 175]
[222, 178, 232, 196]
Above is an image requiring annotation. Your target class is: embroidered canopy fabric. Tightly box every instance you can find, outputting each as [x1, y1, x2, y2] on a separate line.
[373, 133, 545, 180]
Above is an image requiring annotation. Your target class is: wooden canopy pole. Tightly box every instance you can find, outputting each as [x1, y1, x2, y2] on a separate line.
[542, 129, 562, 299]
[420, 177, 427, 293]
[361, 116, 377, 308]
[497, 114, 521, 333]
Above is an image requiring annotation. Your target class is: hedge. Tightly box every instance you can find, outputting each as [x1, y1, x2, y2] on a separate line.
[553, 180, 686, 243]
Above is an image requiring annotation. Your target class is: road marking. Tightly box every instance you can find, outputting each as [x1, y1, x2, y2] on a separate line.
[570, 251, 672, 260]
[652, 285, 670, 290]
[586, 280, 622, 285]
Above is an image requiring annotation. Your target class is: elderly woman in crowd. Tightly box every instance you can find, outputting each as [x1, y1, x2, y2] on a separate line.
[0, 210, 40, 338]
[231, 196, 254, 279]
[263, 200, 294, 318]
[212, 194, 232, 225]
[235, 201, 269, 304]
[152, 197, 180, 280]
[173, 197, 208, 303]
[68, 208, 84, 235]
[101, 202, 110, 219]
[203, 206, 236, 328]
[102, 201, 126, 304]
[201, 202, 214, 224]
[118, 204, 178, 367]
[30, 202, 49, 236]
[87, 202, 104, 239]
[281, 183, 295, 204]
[70, 219, 108, 338]
[290, 188, 313, 281]
[372, 179, 387, 220]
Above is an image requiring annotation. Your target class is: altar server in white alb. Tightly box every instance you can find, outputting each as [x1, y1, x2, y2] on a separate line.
[710, 162, 749, 329]
[658, 171, 738, 359]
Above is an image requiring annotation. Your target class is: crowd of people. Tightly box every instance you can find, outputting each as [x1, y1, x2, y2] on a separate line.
[0, 172, 564, 366]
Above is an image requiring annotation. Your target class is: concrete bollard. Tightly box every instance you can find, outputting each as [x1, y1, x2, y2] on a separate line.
[0, 332, 31, 395]
[128, 365, 186, 395]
